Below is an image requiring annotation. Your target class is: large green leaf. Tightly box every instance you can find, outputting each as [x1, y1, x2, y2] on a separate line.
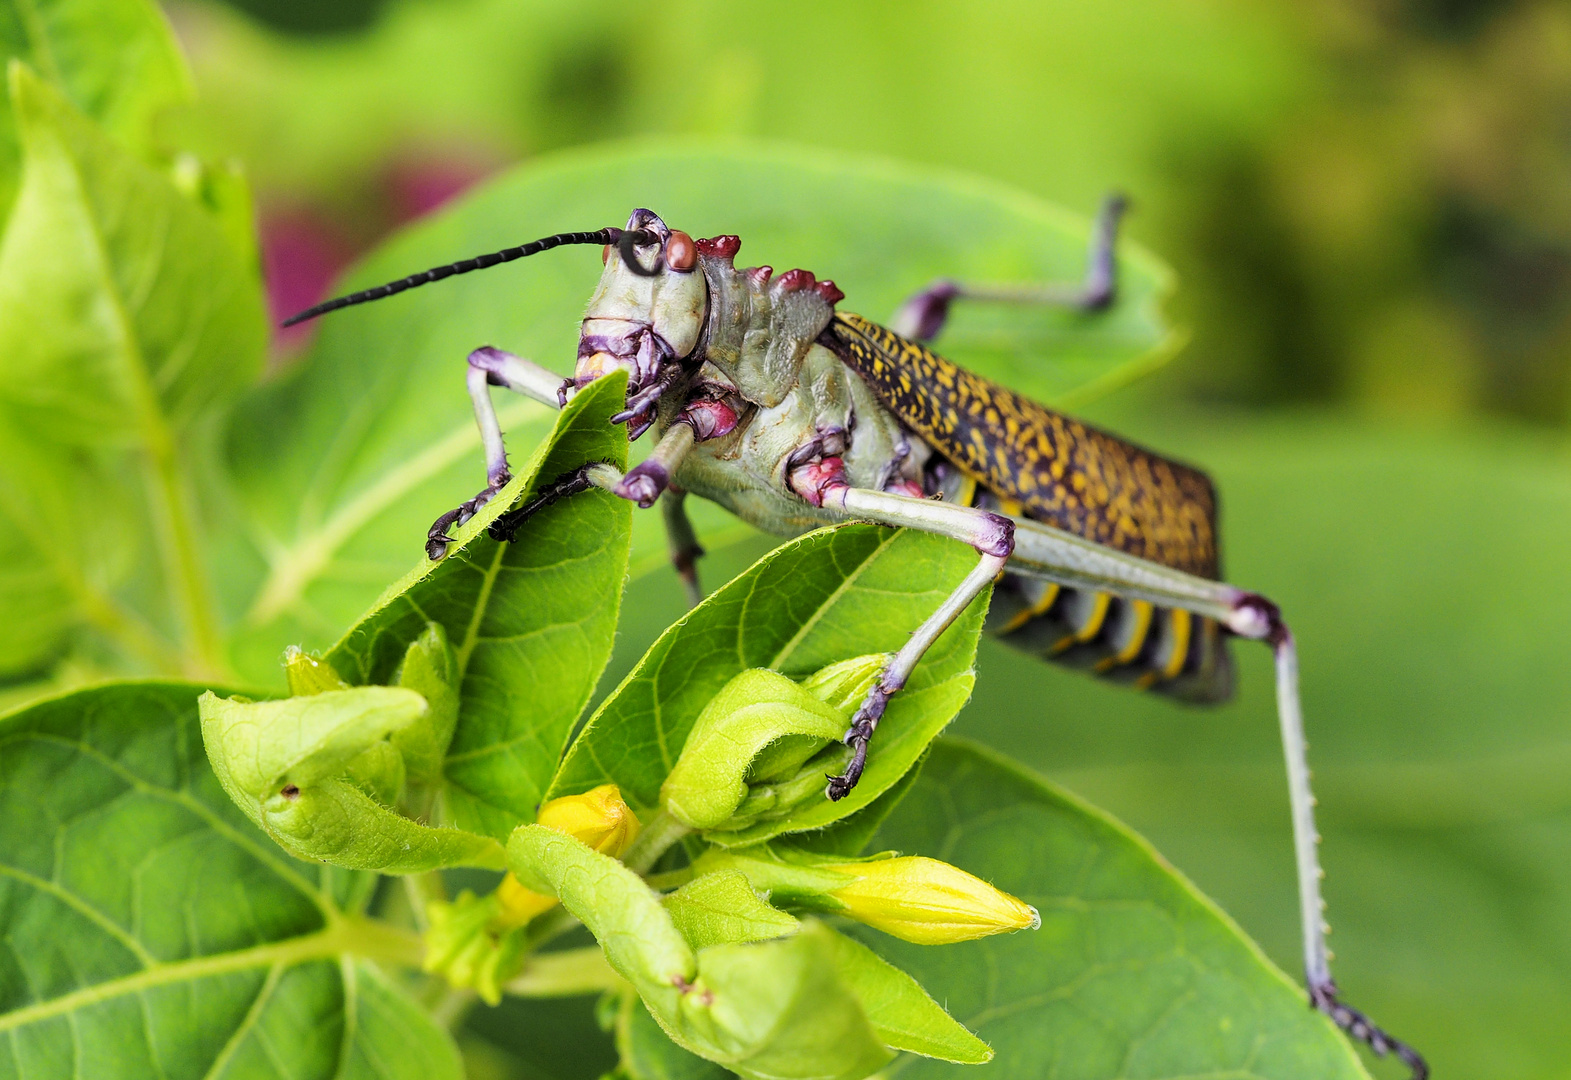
[0, 682, 461, 1079]
[325, 372, 631, 840]
[960, 410, 1571, 1079]
[548, 524, 984, 829]
[0, 0, 190, 219]
[221, 142, 1174, 686]
[856, 739, 1369, 1079]
[0, 65, 265, 679]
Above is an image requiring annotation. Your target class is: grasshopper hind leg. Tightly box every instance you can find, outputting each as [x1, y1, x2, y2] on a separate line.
[1229, 594, 1428, 1079]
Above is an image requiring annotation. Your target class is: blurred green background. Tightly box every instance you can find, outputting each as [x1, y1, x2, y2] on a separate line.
[148, 0, 1570, 1076]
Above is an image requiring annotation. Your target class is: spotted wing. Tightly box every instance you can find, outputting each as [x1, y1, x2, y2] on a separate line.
[827, 312, 1220, 579]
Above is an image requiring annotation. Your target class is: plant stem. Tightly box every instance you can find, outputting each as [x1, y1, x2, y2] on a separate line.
[622, 809, 692, 875]
[523, 905, 580, 950]
[429, 986, 478, 1030]
[505, 947, 623, 998]
[402, 871, 448, 934]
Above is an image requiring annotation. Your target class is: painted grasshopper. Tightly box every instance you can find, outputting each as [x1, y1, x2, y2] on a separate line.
[286, 204, 1425, 1077]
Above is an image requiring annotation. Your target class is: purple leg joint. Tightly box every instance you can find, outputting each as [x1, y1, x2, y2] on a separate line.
[615, 460, 668, 508]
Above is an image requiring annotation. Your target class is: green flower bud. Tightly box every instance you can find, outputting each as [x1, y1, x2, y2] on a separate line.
[283, 646, 349, 696]
[660, 656, 888, 832]
[423, 890, 528, 1006]
[199, 688, 503, 873]
[389, 623, 459, 791]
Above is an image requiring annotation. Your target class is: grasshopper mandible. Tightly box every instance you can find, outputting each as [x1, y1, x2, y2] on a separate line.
[285, 204, 1426, 1077]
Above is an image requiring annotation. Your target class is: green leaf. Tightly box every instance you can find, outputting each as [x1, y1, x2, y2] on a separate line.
[819, 925, 991, 1065]
[550, 525, 984, 845]
[324, 373, 632, 841]
[854, 739, 1370, 1078]
[0, 64, 265, 678]
[221, 142, 1173, 685]
[662, 870, 798, 950]
[680, 924, 892, 1080]
[0, 0, 191, 219]
[613, 990, 730, 1080]
[0, 64, 261, 446]
[507, 823, 694, 1009]
[0, 682, 462, 1079]
[781, 749, 927, 858]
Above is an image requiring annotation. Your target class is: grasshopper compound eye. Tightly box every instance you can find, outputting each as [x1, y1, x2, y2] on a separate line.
[666, 230, 697, 272]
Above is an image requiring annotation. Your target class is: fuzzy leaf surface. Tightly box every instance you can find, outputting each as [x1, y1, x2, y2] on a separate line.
[853, 740, 1370, 1079]
[325, 373, 631, 840]
[0, 682, 461, 1079]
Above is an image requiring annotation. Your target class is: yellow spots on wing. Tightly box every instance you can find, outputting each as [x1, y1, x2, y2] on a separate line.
[831, 312, 1220, 579]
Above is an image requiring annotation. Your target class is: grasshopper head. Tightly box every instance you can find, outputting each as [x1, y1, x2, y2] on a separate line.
[573, 209, 707, 435]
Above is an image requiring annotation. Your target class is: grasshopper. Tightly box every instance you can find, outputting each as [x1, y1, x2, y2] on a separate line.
[285, 204, 1425, 1076]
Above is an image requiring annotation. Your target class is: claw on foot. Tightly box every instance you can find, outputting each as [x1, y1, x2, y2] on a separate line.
[1310, 981, 1427, 1080]
[426, 473, 511, 560]
[825, 687, 891, 801]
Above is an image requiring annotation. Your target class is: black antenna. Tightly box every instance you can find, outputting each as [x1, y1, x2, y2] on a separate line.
[281, 227, 658, 327]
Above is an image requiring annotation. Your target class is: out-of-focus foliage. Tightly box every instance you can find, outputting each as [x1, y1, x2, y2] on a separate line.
[0, 0, 190, 216]
[162, 0, 1571, 424]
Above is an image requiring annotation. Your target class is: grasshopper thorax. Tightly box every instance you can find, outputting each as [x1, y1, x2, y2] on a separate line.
[572, 209, 707, 434]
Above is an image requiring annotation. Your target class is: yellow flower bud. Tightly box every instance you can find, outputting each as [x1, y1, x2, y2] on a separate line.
[828, 856, 1039, 945]
[493, 784, 642, 929]
[537, 783, 642, 855]
[493, 872, 560, 929]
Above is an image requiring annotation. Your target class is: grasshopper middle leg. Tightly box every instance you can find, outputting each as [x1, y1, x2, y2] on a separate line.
[816, 487, 1015, 799]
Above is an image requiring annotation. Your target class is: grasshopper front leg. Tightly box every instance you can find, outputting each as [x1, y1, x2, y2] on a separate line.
[427, 346, 568, 559]
[433, 346, 712, 563]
